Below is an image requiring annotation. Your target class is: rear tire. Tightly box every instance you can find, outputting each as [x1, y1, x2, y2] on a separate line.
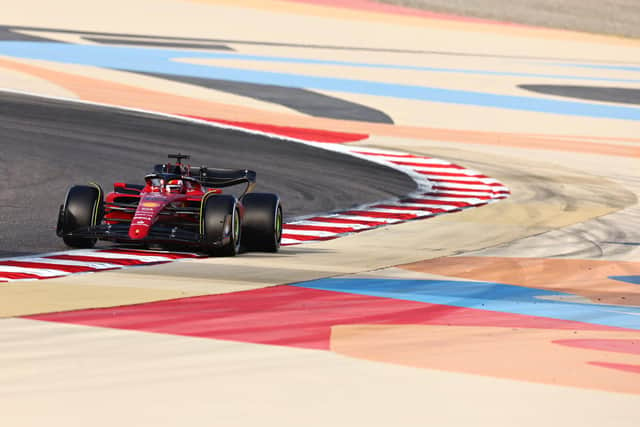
[241, 193, 282, 252]
[201, 194, 241, 256]
[57, 184, 103, 249]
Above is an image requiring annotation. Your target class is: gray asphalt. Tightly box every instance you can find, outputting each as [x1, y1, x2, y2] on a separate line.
[378, 0, 640, 40]
[519, 85, 640, 105]
[83, 37, 235, 51]
[0, 91, 415, 257]
[137, 72, 394, 123]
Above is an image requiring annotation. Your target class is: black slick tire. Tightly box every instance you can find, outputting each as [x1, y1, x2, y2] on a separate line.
[201, 194, 241, 256]
[57, 184, 103, 249]
[241, 193, 282, 252]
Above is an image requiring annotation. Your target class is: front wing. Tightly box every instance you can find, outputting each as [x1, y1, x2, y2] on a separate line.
[59, 223, 226, 247]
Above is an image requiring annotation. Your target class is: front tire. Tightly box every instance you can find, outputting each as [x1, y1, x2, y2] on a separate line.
[201, 194, 241, 256]
[57, 184, 103, 248]
[241, 193, 282, 252]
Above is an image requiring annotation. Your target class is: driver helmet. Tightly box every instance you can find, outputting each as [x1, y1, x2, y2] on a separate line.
[166, 179, 184, 193]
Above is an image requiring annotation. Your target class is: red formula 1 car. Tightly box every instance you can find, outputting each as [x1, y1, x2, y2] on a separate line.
[56, 154, 283, 256]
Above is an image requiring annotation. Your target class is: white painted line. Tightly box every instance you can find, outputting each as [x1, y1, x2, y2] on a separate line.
[367, 208, 435, 216]
[412, 166, 483, 175]
[328, 215, 402, 224]
[388, 158, 454, 166]
[12, 257, 120, 270]
[417, 196, 487, 203]
[392, 200, 464, 208]
[431, 182, 492, 190]
[280, 238, 303, 245]
[63, 250, 173, 262]
[423, 175, 491, 183]
[0, 265, 71, 277]
[346, 147, 412, 156]
[430, 189, 495, 197]
[392, 203, 461, 210]
[286, 220, 371, 230]
[280, 228, 339, 237]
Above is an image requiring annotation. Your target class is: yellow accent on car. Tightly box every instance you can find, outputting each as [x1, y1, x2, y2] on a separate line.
[88, 182, 102, 227]
[199, 191, 217, 236]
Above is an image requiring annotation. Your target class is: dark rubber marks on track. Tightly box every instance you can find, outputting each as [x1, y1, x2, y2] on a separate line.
[84, 37, 234, 51]
[137, 72, 394, 123]
[0, 26, 60, 42]
[519, 84, 640, 106]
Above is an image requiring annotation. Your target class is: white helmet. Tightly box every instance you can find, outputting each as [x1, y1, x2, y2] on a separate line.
[166, 179, 184, 194]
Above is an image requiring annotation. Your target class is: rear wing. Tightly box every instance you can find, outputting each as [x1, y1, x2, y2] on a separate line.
[190, 167, 257, 193]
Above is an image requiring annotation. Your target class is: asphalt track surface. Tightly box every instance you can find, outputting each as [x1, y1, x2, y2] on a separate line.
[519, 85, 640, 106]
[137, 72, 394, 123]
[0, 91, 415, 257]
